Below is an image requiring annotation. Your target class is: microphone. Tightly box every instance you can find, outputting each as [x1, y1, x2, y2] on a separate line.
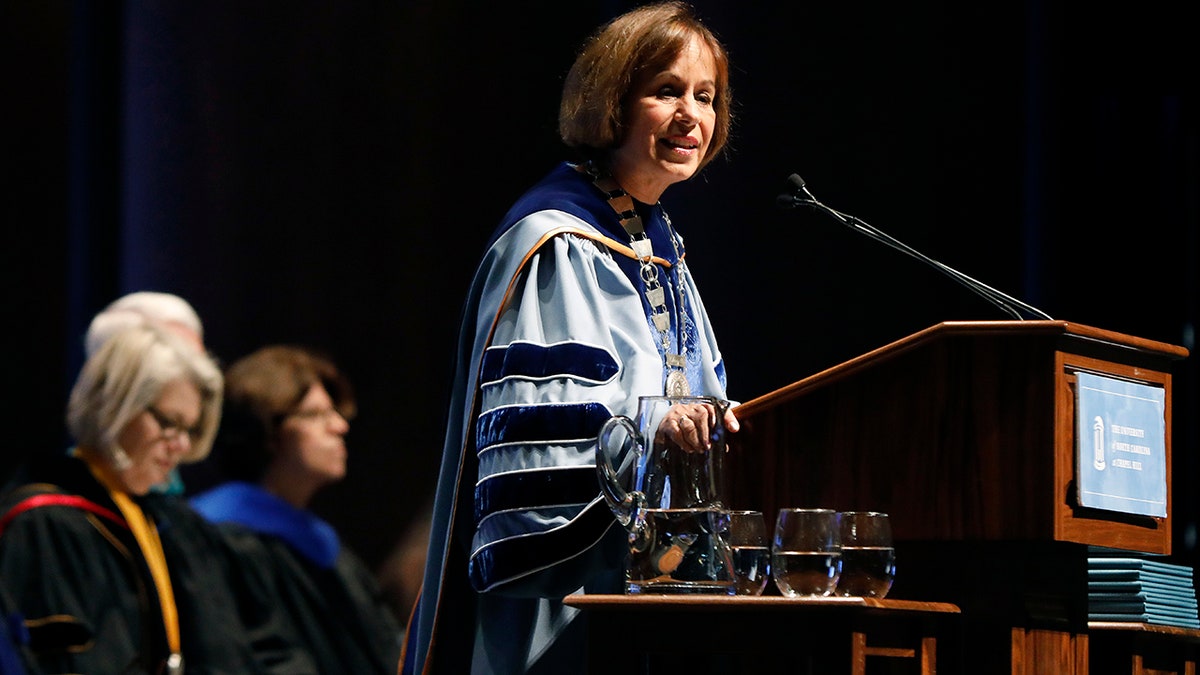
[777, 174, 1053, 321]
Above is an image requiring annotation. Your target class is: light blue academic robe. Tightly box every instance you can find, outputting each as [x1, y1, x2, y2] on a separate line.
[404, 162, 729, 674]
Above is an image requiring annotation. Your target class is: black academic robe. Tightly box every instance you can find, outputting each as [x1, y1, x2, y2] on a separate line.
[0, 454, 308, 674]
[143, 494, 318, 674]
[215, 524, 403, 675]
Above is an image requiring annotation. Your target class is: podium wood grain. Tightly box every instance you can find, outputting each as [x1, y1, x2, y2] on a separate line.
[718, 320, 1189, 673]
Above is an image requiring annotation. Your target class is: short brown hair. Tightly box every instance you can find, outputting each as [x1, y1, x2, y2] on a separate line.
[559, 2, 732, 170]
[211, 345, 355, 482]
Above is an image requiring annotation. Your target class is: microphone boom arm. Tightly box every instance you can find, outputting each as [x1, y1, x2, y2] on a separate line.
[779, 176, 1053, 321]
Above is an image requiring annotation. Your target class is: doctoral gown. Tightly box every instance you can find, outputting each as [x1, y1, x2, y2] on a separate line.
[404, 162, 730, 674]
[191, 481, 404, 675]
[0, 452, 294, 674]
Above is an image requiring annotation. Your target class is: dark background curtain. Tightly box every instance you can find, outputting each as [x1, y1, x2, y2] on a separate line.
[4, 1, 1197, 576]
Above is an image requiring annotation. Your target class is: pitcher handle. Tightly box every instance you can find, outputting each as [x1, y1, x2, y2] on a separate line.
[596, 415, 642, 528]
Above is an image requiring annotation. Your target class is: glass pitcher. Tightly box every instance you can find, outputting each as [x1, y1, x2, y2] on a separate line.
[596, 395, 735, 595]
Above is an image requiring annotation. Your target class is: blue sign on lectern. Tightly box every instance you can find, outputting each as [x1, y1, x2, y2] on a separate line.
[1075, 371, 1167, 518]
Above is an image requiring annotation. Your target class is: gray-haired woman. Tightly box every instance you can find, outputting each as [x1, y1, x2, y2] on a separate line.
[0, 323, 290, 674]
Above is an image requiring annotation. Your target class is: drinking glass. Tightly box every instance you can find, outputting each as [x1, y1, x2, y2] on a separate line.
[727, 510, 770, 595]
[771, 508, 841, 597]
[835, 511, 895, 598]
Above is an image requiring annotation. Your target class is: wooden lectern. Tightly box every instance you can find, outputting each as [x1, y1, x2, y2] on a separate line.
[726, 320, 1190, 674]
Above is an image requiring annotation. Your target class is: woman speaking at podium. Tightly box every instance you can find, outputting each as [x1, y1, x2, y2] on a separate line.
[403, 3, 741, 673]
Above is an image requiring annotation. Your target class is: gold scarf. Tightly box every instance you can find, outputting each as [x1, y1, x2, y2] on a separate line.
[75, 447, 182, 667]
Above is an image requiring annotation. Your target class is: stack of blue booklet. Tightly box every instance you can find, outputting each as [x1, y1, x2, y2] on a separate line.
[1088, 553, 1199, 628]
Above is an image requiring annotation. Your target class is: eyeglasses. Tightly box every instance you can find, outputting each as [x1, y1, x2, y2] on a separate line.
[286, 407, 351, 424]
[146, 405, 201, 443]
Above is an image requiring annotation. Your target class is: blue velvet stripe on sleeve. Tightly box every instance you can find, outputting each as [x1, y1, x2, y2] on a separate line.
[474, 465, 598, 525]
[475, 401, 611, 451]
[479, 341, 619, 385]
[468, 498, 615, 593]
[469, 399, 619, 593]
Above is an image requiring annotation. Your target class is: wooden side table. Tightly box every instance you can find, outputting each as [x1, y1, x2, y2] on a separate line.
[563, 594, 960, 674]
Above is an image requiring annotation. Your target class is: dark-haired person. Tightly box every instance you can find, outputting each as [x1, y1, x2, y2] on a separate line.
[191, 345, 403, 675]
[404, 3, 741, 673]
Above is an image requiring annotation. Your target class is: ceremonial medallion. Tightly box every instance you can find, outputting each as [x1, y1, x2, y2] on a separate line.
[665, 369, 691, 397]
[583, 161, 694, 401]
